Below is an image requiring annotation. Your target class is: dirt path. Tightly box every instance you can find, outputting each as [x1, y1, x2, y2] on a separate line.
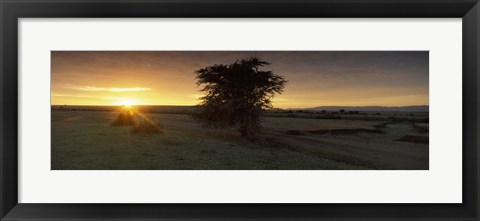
[262, 124, 428, 169]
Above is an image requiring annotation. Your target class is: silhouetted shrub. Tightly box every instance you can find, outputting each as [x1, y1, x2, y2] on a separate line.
[111, 111, 135, 126]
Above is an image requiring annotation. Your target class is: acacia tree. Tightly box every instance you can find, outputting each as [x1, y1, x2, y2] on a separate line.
[195, 57, 287, 137]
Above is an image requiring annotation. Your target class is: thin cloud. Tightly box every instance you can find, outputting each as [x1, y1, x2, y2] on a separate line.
[52, 93, 96, 98]
[64, 85, 151, 92]
[52, 93, 120, 100]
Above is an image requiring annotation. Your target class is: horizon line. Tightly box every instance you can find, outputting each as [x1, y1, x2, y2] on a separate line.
[51, 104, 429, 108]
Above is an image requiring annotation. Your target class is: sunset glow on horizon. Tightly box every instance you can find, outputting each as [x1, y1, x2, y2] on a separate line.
[51, 51, 428, 108]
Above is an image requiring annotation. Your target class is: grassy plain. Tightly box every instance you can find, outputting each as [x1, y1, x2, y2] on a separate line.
[51, 108, 429, 170]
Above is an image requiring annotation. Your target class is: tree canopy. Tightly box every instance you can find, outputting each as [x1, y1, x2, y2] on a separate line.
[195, 57, 287, 137]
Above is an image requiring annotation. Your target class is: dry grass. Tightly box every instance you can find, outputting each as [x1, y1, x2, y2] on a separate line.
[52, 110, 429, 170]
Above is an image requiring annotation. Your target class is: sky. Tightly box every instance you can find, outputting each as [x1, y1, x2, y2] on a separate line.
[51, 51, 428, 108]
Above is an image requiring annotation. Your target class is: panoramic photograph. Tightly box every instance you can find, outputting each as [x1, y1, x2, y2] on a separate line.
[51, 51, 429, 170]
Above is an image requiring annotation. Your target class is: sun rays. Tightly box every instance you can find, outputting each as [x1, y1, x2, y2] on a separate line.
[111, 102, 163, 134]
[115, 98, 140, 107]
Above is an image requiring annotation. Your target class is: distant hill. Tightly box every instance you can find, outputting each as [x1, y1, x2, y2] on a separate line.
[297, 105, 429, 112]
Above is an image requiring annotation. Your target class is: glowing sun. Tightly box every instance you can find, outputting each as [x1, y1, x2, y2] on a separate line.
[115, 98, 139, 107]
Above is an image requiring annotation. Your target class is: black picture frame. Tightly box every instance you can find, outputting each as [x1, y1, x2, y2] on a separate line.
[1, 0, 479, 220]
